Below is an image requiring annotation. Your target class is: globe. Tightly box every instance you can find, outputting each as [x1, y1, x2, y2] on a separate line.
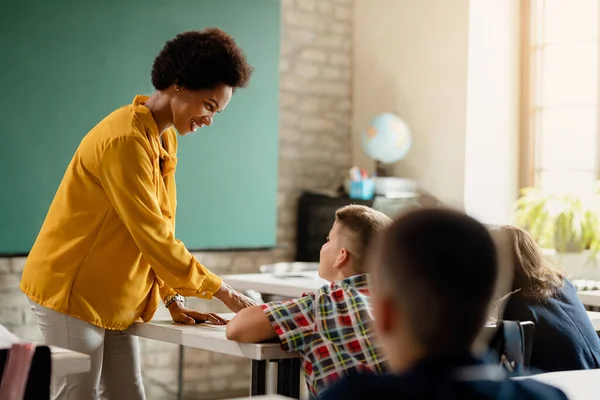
[361, 113, 412, 164]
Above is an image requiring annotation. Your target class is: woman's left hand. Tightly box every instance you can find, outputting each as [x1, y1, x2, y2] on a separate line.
[167, 301, 228, 325]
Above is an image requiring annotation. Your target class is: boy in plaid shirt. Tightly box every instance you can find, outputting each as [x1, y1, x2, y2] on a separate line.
[226, 205, 391, 397]
[318, 209, 568, 400]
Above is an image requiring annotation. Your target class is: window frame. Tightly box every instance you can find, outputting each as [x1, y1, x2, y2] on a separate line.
[518, 0, 600, 190]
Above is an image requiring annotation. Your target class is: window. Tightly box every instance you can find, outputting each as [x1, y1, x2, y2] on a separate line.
[520, 0, 600, 193]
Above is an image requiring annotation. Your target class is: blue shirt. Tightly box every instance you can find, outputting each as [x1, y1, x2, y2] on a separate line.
[317, 354, 567, 400]
[503, 279, 600, 373]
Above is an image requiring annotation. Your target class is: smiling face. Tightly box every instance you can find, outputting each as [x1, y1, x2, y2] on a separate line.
[169, 83, 233, 136]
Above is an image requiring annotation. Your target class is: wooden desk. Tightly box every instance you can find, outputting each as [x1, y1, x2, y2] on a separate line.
[127, 318, 295, 360]
[127, 314, 300, 398]
[521, 369, 600, 400]
[223, 271, 325, 298]
[224, 272, 600, 332]
[578, 290, 600, 308]
[587, 311, 600, 332]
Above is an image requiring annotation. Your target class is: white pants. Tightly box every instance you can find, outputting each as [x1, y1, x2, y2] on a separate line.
[29, 300, 146, 400]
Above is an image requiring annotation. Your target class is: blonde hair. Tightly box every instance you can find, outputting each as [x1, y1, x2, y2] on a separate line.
[496, 225, 565, 301]
[335, 205, 392, 273]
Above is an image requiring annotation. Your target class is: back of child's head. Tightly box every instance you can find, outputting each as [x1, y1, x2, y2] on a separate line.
[493, 225, 564, 300]
[335, 205, 392, 274]
[372, 208, 498, 353]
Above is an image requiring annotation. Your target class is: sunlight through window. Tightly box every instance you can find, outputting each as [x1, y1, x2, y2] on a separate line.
[525, 0, 599, 193]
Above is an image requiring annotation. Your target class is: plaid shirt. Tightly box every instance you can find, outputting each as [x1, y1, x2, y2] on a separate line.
[261, 274, 387, 397]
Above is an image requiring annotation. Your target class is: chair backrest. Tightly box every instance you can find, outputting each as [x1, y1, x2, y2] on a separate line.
[485, 320, 535, 371]
[0, 345, 51, 400]
[520, 321, 535, 365]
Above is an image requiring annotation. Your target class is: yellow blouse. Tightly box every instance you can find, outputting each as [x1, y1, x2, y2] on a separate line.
[20, 95, 222, 330]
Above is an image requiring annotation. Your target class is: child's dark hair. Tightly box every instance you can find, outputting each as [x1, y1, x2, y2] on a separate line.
[375, 208, 498, 352]
[151, 28, 253, 91]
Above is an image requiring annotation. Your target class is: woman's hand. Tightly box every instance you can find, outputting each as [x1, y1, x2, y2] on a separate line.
[214, 282, 259, 313]
[167, 301, 228, 325]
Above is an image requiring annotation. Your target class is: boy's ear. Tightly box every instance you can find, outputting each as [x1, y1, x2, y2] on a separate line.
[333, 247, 350, 269]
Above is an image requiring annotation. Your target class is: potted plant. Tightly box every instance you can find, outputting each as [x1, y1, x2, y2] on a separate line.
[514, 182, 600, 280]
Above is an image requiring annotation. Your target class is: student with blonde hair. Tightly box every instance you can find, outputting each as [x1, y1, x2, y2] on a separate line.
[494, 225, 600, 372]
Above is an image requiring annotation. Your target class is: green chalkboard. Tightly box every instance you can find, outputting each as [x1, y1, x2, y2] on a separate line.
[0, 0, 280, 254]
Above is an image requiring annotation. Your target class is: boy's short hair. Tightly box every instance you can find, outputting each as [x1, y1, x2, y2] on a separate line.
[335, 205, 392, 273]
[373, 208, 498, 352]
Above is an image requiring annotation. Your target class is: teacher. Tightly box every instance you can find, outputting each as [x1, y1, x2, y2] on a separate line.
[20, 28, 257, 399]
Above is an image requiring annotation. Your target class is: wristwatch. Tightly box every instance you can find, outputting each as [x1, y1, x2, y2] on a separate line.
[164, 294, 185, 308]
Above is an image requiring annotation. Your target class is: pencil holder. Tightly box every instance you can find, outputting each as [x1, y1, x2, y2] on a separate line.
[349, 179, 375, 200]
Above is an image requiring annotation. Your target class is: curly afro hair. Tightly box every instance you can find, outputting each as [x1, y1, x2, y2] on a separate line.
[151, 28, 253, 91]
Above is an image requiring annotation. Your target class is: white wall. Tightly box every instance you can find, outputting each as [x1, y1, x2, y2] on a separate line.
[463, 0, 520, 225]
[353, 0, 520, 218]
[353, 0, 470, 209]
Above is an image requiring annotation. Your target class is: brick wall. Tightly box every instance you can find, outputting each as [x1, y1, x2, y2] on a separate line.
[0, 0, 354, 398]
